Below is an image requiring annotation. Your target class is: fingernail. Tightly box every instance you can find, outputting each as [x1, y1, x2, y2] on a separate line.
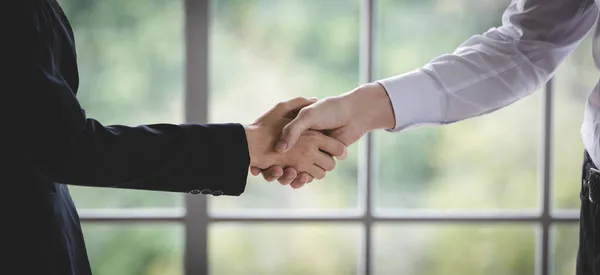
[275, 140, 287, 152]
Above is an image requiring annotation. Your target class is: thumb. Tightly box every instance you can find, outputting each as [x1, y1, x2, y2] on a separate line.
[275, 111, 311, 152]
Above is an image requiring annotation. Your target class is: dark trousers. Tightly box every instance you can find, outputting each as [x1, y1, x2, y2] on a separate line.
[577, 151, 600, 275]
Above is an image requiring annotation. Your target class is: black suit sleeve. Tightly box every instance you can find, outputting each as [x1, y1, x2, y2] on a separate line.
[8, 1, 249, 196]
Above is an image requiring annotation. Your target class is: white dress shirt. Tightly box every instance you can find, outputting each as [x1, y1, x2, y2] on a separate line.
[378, 0, 600, 167]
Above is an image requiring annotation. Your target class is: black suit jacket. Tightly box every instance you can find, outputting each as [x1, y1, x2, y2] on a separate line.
[6, 1, 250, 274]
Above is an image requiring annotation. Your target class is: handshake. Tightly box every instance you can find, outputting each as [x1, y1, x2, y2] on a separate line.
[244, 82, 396, 189]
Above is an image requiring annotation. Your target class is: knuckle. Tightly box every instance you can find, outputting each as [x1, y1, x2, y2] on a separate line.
[293, 96, 307, 102]
[299, 107, 313, 118]
[275, 101, 287, 109]
[287, 97, 306, 107]
[284, 168, 297, 177]
[266, 167, 278, 174]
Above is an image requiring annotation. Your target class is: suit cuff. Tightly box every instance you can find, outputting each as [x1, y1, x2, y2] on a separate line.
[184, 123, 250, 196]
[376, 69, 445, 132]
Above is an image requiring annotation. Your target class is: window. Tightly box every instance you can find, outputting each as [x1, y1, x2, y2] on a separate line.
[62, 0, 582, 274]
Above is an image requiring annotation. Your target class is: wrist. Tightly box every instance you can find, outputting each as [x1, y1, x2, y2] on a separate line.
[347, 82, 396, 131]
[244, 124, 266, 168]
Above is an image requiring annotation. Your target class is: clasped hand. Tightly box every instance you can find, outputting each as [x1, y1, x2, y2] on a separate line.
[244, 97, 347, 185]
[248, 83, 396, 189]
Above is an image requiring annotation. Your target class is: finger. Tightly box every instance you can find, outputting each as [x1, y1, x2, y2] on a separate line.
[337, 147, 348, 160]
[313, 131, 346, 157]
[300, 172, 314, 184]
[305, 164, 326, 180]
[262, 166, 284, 182]
[276, 108, 313, 153]
[250, 166, 261, 176]
[313, 151, 336, 172]
[299, 172, 312, 183]
[277, 167, 298, 185]
[289, 172, 310, 188]
[290, 181, 306, 189]
[273, 97, 318, 117]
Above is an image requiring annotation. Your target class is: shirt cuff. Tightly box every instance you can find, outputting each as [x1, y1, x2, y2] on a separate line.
[376, 69, 446, 132]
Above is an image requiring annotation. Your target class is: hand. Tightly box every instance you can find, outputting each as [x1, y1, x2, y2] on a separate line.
[275, 83, 396, 152]
[252, 83, 394, 188]
[245, 97, 347, 180]
[248, 97, 321, 188]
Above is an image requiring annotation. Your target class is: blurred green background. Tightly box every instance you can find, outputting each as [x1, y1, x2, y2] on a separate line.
[60, 0, 590, 274]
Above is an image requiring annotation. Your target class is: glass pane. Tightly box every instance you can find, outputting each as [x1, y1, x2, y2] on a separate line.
[60, 0, 184, 208]
[209, 223, 360, 274]
[552, 224, 579, 275]
[374, 224, 535, 275]
[82, 224, 183, 275]
[374, 0, 540, 210]
[553, 34, 594, 209]
[208, 0, 360, 210]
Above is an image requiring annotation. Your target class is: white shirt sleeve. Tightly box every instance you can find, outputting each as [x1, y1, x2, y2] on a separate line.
[378, 0, 598, 131]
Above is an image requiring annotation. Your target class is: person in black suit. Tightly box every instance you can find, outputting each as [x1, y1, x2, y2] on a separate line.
[7, 1, 347, 274]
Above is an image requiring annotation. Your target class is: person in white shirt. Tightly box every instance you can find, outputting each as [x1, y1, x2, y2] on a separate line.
[251, 0, 600, 274]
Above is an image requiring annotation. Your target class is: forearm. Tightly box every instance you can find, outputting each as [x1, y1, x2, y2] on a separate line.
[30, 120, 250, 195]
[371, 0, 596, 131]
